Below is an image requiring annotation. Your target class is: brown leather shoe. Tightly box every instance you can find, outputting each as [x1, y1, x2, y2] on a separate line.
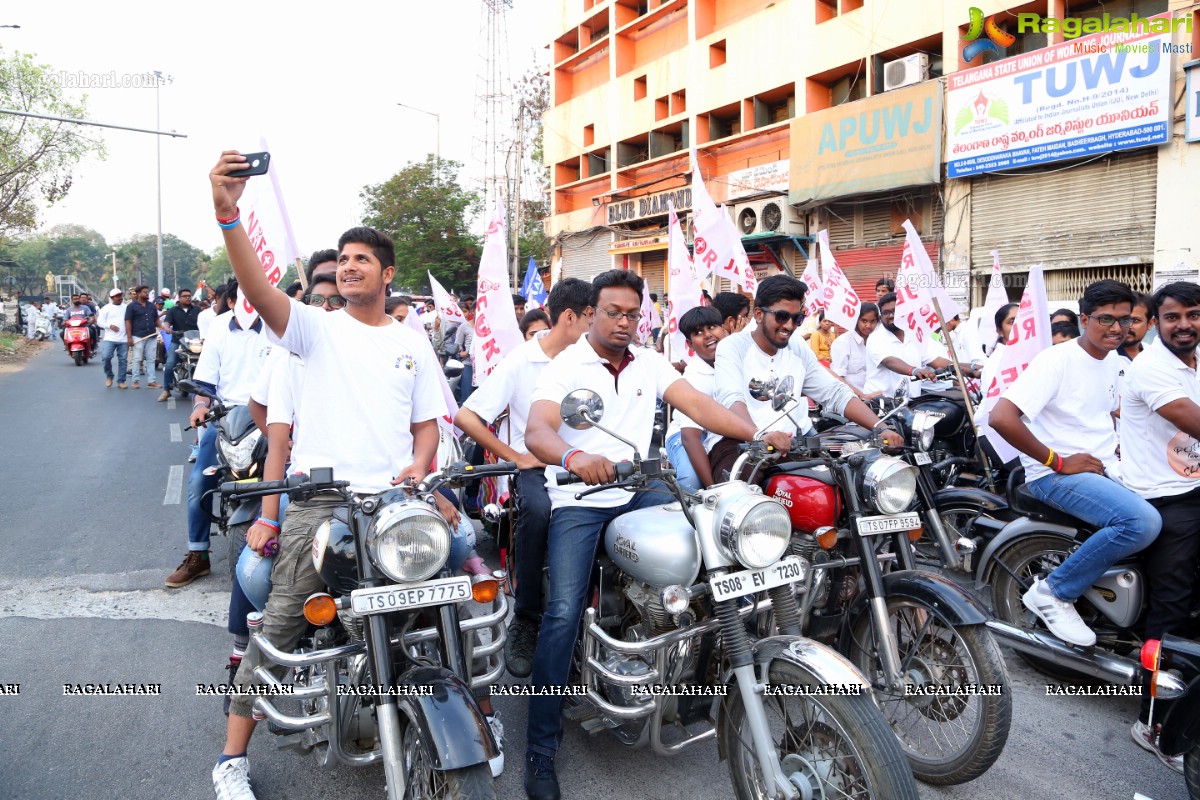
[147, 381, 161, 389]
[165, 551, 211, 588]
[157, 390, 170, 401]
[106, 378, 113, 388]
[117, 383, 127, 389]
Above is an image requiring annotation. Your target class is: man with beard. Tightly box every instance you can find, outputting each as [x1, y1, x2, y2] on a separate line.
[864, 292, 980, 397]
[990, 280, 1161, 648]
[1118, 281, 1200, 774]
[160, 288, 201, 400]
[1120, 292, 1153, 361]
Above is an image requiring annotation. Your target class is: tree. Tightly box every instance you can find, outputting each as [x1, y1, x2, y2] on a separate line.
[112, 233, 209, 291]
[0, 48, 106, 237]
[513, 64, 551, 268]
[361, 155, 482, 291]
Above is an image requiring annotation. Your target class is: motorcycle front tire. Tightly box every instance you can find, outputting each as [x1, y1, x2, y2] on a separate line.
[1186, 741, 1200, 800]
[720, 659, 919, 800]
[400, 718, 496, 800]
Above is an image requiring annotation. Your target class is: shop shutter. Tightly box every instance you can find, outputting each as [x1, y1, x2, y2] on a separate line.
[970, 150, 1157, 274]
[640, 251, 667, 297]
[560, 229, 614, 282]
[836, 242, 940, 302]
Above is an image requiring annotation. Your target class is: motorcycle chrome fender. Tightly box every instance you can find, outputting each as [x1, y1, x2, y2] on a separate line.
[841, 570, 990, 646]
[972, 517, 1078, 589]
[227, 495, 264, 527]
[393, 665, 497, 771]
[715, 635, 871, 761]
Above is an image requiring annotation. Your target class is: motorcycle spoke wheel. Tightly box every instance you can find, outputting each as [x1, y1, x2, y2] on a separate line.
[848, 601, 1012, 784]
[400, 721, 495, 800]
[721, 660, 919, 800]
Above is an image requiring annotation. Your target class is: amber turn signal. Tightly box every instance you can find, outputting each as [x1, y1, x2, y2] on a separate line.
[907, 527, 925, 542]
[814, 526, 839, 550]
[303, 592, 338, 626]
[471, 574, 500, 603]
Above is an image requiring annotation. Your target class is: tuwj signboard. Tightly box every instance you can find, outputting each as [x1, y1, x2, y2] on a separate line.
[946, 14, 1174, 178]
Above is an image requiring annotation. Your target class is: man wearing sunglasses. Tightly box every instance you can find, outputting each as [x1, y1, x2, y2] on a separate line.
[990, 280, 1161, 648]
[708, 275, 903, 484]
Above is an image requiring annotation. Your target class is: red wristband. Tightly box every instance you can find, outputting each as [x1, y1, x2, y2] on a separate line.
[564, 449, 583, 472]
[1053, 454, 1063, 473]
[216, 207, 240, 224]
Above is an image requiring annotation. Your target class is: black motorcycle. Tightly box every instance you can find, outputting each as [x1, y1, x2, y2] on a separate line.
[1143, 635, 1200, 796]
[219, 462, 514, 800]
[172, 330, 203, 395]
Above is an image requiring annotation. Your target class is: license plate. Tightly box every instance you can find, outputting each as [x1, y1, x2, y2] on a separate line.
[710, 557, 807, 603]
[350, 576, 472, 616]
[857, 512, 922, 535]
[913, 452, 933, 466]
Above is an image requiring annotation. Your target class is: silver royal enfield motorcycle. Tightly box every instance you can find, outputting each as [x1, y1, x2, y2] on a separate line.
[551, 389, 919, 800]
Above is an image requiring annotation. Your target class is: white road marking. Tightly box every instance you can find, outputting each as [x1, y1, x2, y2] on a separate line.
[168, 396, 176, 410]
[163, 464, 183, 505]
[0, 572, 228, 628]
[170, 422, 182, 442]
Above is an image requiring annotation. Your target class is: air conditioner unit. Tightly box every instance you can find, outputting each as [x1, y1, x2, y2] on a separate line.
[883, 53, 929, 92]
[734, 199, 801, 236]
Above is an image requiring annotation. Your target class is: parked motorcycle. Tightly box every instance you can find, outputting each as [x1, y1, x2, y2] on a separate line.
[219, 461, 512, 800]
[743, 378, 1012, 785]
[1142, 636, 1200, 797]
[32, 313, 52, 341]
[172, 330, 203, 392]
[62, 317, 94, 365]
[552, 388, 920, 800]
[974, 467, 1200, 688]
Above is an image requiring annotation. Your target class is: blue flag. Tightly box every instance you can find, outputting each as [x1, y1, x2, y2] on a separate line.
[520, 256, 547, 308]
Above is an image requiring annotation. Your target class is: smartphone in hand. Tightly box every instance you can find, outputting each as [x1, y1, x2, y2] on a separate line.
[228, 152, 270, 178]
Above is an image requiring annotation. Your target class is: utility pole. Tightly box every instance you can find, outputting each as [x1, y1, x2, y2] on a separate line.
[510, 100, 525, 290]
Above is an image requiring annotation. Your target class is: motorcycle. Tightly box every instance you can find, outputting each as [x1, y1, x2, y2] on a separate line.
[552, 388, 921, 800]
[62, 317, 94, 366]
[741, 377, 1012, 785]
[32, 313, 52, 341]
[1142, 636, 1200, 797]
[172, 330, 203, 392]
[178, 379, 269, 568]
[218, 461, 512, 800]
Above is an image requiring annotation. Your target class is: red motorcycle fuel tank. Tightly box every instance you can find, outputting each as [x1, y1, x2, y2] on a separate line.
[766, 472, 841, 533]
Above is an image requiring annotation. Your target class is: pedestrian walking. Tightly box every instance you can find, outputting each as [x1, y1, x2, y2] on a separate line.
[124, 286, 162, 389]
[97, 289, 129, 388]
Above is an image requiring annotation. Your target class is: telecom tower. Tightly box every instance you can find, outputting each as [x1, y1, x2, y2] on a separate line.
[473, 0, 514, 231]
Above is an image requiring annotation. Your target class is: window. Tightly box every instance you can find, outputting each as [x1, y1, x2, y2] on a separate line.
[710, 40, 727, 67]
[634, 75, 648, 100]
[816, 0, 837, 24]
[583, 124, 595, 147]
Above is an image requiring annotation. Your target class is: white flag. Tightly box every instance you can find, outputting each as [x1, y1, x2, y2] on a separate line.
[978, 264, 1051, 462]
[689, 149, 757, 293]
[665, 201, 703, 361]
[472, 201, 523, 383]
[977, 249, 1010, 354]
[801, 257, 825, 316]
[816, 230, 860, 331]
[549, 256, 563, 289]
[234, 137, 302, 330]
[638, 280, 657, 345]
[902, 219, 962, 321]
[428, 271, 466, 326]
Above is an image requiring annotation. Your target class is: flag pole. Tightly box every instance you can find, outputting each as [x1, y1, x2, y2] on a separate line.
[931, 297, 995, 493]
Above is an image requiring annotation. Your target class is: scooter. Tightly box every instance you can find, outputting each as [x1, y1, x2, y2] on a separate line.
[62, 318, 94, 366]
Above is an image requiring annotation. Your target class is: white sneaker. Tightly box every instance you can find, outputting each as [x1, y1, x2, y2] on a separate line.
[212, 757, 256, 800]
[1022, 577, 1096, 647]
[1131, 719, 1186, 774]
[486, 714, 505, 778]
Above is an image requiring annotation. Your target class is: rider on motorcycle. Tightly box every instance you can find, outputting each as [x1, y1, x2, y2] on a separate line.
[989, 279, 1161, 648]
[865, 291, 981, 396]
[1118, 280, 1200, 773]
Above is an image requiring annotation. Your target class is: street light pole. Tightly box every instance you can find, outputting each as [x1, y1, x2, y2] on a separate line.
[153, 70, 173, 293]
[396, 102, 440, 179]
[109, 251, 117, 290]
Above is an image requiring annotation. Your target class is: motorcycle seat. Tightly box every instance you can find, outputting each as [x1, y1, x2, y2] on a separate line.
[1006, 468, 1089, 530]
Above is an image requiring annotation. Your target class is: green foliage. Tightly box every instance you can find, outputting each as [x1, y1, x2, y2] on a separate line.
[113, 232, 209, 292]
[0, 47, 106, 236]
[361, 155, 482, 291]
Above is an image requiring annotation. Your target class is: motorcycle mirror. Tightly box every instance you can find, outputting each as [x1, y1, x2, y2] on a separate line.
[175, 379, 199, 397]
[561, 389, 604, 430]
[771, 376, 796, 411]
[481, 503, 503, 524]
[747, 375, 778, 403]
[893, 382, 910, 408]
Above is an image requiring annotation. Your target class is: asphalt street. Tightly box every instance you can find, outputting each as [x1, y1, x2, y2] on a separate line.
[0, 345, 1190, 800]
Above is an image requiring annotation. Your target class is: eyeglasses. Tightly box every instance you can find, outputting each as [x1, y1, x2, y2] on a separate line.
[761, 307, 805, 326]
[1090, 314, 1134, 329]
[307, 294, 347, 310]
[598, 308, 642, 324]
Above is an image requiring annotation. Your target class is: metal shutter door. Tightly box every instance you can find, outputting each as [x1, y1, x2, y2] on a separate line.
[560, 229, 614, 282]
[640, 251, 666, 297]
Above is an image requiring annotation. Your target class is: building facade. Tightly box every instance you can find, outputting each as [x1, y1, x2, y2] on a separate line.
[541, 0, 1199, 306]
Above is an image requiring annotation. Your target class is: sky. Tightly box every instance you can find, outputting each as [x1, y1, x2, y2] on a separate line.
[3, 0, 548, 282]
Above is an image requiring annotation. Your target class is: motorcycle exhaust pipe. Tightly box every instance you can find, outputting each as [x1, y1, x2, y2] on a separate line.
[986, 620, 1141, 685]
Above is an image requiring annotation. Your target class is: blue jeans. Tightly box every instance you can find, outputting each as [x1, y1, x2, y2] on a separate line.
[163, 342, 179, 391]
[458, 362, 475, 404]
[129, 336, 156, 382]
[527, 483, 672, 757]
[664, 431, 702, 494]
[1026, 471, 1161, 601]
[186, 424, 220, 551]
[99, 340, 128, 383]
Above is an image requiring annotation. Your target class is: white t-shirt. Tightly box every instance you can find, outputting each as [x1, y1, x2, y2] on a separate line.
[463, 336, 551, 454]
[533, 335, 682, 509]
[830, 329, 868, 391]
[250, 347, 304, 428]
[714, 330, 854, 435]
[665, 359, 721, 452]
[1002, 339, 1121, 484]
[1119, 337, 1200, 499]
[269, 301, 446, 493]
[193, 317, 276, 407]
[864, 326, 946, 396]
[97, 302, 127, 343]
[196, 307, 217, 340]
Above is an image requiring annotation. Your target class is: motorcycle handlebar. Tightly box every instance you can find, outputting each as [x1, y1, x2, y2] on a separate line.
[555, 459, 637, 487]
[415, 460, 518, 493]
[219, 473, 350, 499]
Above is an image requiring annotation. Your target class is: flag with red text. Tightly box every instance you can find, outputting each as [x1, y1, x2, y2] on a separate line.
[816, 230, 860, 331]
[428, 271, 466, 327]
[665, 201, 703, 360]
[235, 137, 302, 330]
[472, 201, 523, 383]
[801, 256, 824, 316]
[689, 149, 757, 293]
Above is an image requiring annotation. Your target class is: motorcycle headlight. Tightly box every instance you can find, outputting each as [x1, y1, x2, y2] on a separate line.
[366, 499, 451, 583]
[861, 456, 918, 514]
[912, 411, 937, 452]
[717, 494, 791, 569]
[219, 429, 262, 473]
[187, 340, 204, 354]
